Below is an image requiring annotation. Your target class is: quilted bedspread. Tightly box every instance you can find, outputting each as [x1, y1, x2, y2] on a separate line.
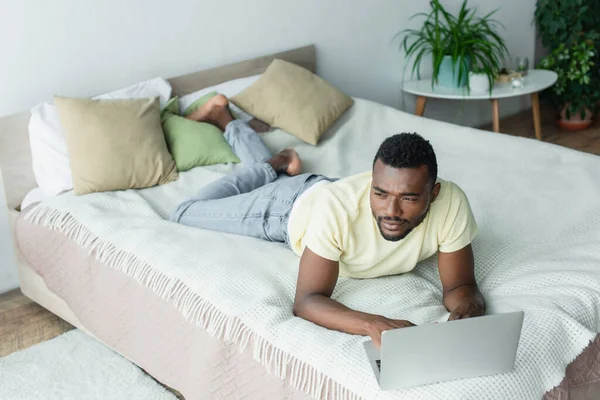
[24, 99, 600, 399]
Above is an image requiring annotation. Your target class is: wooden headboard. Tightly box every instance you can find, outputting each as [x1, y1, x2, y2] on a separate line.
[0, 45, 316, 210]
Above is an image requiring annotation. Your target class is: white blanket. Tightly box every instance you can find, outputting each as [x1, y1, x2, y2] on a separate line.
[26, 99, 600, 400]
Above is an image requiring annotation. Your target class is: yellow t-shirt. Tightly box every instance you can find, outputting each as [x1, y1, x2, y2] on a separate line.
[287, 172, 478, 278]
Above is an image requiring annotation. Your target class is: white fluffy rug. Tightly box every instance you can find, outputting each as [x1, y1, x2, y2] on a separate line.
[0, 330, 177, 400]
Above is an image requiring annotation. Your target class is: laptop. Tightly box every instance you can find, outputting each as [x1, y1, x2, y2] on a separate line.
[363, 311, 524, 390]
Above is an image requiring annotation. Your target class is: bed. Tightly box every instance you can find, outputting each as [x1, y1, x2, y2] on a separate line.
[1, 45, 599, 400]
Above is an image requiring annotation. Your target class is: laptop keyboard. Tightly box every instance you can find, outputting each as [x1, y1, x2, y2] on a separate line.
[375, 359, 381, 371]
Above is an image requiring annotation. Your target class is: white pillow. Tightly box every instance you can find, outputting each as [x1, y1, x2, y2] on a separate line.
[28, 78, 173, 197]
[179, 75, 261, 121]
[93, 78, 172, 108]
[20, 187, 48, 210]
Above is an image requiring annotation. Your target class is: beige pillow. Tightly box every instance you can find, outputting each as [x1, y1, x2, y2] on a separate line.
[54, 96, 178, 195]
[231, 59, 354, 145]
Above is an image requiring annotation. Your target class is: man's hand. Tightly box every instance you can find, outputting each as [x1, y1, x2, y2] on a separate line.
[438, 244, 486, 321]
[365, 316, 415, 348]
[448, 296, 485, 321]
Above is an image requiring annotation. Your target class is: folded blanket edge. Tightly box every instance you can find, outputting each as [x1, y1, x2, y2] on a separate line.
[23, 204, 363, 400]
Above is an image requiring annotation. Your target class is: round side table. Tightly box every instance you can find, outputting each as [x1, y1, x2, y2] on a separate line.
[402, 70, 558, 140]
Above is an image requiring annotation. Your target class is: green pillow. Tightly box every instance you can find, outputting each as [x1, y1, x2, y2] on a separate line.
[162, 95, 180, 115]
[161, 97, 240, 172]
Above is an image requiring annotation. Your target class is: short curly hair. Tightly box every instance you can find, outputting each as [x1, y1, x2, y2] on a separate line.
[373, 133, 438, 184]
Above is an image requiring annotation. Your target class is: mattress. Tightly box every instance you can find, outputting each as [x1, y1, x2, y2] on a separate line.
[15, 209, 600, 400]
[16, 98, 600, 399]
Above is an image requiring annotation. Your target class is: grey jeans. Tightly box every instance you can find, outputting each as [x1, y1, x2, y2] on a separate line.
[169, 120, 331, 244]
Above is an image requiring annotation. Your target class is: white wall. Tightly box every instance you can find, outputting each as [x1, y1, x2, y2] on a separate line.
[0, 0, 536, 125]
[0, 173, 19, 294]
[0, 0, 536, 293]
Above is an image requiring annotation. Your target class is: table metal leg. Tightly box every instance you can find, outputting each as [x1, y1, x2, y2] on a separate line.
[531, 92, 542, 141]
[415, 96, 427, 116]
[491, 99, 500, 133]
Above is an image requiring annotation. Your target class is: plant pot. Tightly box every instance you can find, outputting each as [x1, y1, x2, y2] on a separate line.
[557, 104, 593, 131]
[437, 55, 471, 88]
[468, 72, 490, 93]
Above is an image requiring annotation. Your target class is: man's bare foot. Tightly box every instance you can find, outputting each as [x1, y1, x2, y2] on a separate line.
[268, 149, 302, 176]
[186, 94, 234, 131]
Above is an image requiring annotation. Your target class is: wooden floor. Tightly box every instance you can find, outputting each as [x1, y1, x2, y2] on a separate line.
[480, 102, 600, 155]
[0, 289, 73, 357]
[0, 103, 598, 397]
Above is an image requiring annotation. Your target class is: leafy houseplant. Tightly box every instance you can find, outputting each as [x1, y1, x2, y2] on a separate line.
[535, 0, 600, 47]
[539, 37, 598, 129]
[535, 0, 600, 130]
[397, 0, 509, 92]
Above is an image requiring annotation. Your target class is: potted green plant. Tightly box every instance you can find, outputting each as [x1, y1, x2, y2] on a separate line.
[539, 37, 599, 130]
[535, 0, 600, 131]
[396, 0, 509, 92]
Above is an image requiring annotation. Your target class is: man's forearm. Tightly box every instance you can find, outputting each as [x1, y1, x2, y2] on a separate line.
[293, 294, 376, 336]
[443, 284, 485, 312]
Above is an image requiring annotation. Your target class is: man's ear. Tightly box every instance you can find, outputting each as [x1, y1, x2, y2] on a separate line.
[430, 182, 441, 203]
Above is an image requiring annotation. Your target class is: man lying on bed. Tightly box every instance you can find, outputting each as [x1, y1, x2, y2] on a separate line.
[169, 94, 485, 347]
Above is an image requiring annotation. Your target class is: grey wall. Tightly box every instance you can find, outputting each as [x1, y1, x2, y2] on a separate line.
[0, 0, 537, 126]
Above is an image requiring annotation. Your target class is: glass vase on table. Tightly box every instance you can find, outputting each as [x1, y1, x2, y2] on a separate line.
[516, 57, 529, 76]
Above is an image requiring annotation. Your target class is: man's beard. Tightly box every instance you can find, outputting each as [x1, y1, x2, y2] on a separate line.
[375, 206, 430, 242]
